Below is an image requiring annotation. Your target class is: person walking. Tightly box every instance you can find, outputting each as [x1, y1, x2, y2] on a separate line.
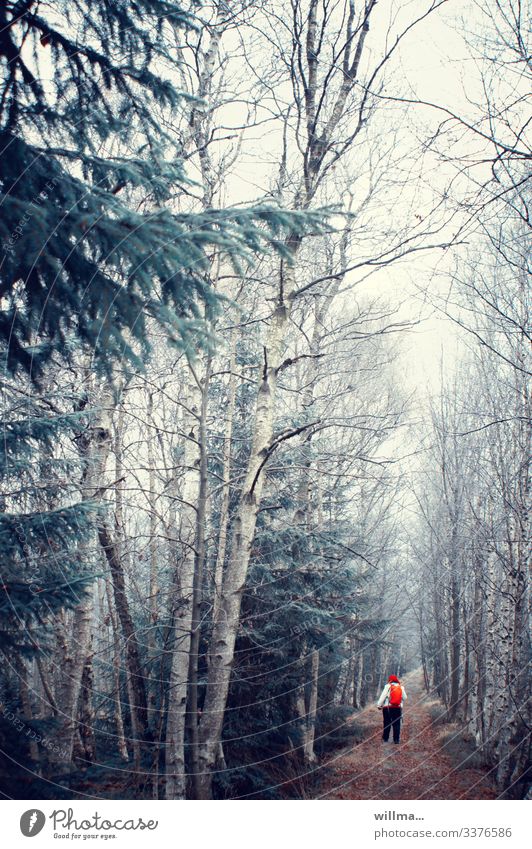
[377, 674, 407, 743]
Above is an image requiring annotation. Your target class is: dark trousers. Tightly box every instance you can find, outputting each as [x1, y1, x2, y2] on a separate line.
[382, 706, 402, 742]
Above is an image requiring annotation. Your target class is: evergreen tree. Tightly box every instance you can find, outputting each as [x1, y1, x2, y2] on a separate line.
[0, 1, 326, 655]
[0, 377, 98, 651]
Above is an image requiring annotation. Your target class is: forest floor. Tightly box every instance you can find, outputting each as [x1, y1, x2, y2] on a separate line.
[317, 671, 498, 800]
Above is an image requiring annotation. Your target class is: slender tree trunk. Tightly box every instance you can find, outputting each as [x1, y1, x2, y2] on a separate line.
[105, 577, 129, 763]
[460, 597, 470, 719]
[196, 249, 300, 798]
[47, 383, 114, 775]
[448, 568, 461, 719]
[98, 523, 150, 740]
[303, 649, 319, 765]
[17, 659, 39, 766]
[165, 366, 202, 799]
[187, 360, 211, 797]
[212, 333, 237, 622]
[145, 390, 160, 728]
[340, 638, 355, 705]
[78, 651, 96, 764]
[47, 590, 96, 773]
[352, 642, 363, 709]
[35, 652, 58, 717]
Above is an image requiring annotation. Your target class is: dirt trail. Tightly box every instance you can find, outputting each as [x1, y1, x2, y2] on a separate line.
[319, 671, 498, 800]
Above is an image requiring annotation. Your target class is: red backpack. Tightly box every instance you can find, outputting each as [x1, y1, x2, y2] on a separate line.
[389, 682, 402, 707]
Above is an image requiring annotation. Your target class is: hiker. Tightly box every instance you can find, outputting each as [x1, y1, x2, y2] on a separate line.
[377, 674, 407, 743]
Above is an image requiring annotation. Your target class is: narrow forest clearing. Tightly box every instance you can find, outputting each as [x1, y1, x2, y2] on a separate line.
[319, 672, 498, 800]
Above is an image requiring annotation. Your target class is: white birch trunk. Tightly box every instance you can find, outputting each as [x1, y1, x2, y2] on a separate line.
[212, 330, 237, 623]
[196, 261, 298, 797]
[47, 385, 114, 774]
[165, 368, 202, 799]
[303, 649, 319, 765]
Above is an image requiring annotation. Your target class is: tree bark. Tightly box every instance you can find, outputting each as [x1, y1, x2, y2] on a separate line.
[165, 366, 202, 799]
[187, 360, 211, 797]
[47, 383, 114, 775]
[98, 523, 150, 741]
[105, 577, 129, 763]
[303, 649, 319, 765]
[78, 651, 96, 764]
[196, 252, 300, 798]
[212, 333, 237, 622]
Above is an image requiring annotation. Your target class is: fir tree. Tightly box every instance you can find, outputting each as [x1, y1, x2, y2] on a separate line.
[0, 378, 98, 650]
[0, 1, 328, 656]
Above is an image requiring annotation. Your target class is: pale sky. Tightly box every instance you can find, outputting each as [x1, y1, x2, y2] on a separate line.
[206, 0, 499, 399]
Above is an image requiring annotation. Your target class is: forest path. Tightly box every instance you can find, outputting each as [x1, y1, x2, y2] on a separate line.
[319, 671, 498, 800]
